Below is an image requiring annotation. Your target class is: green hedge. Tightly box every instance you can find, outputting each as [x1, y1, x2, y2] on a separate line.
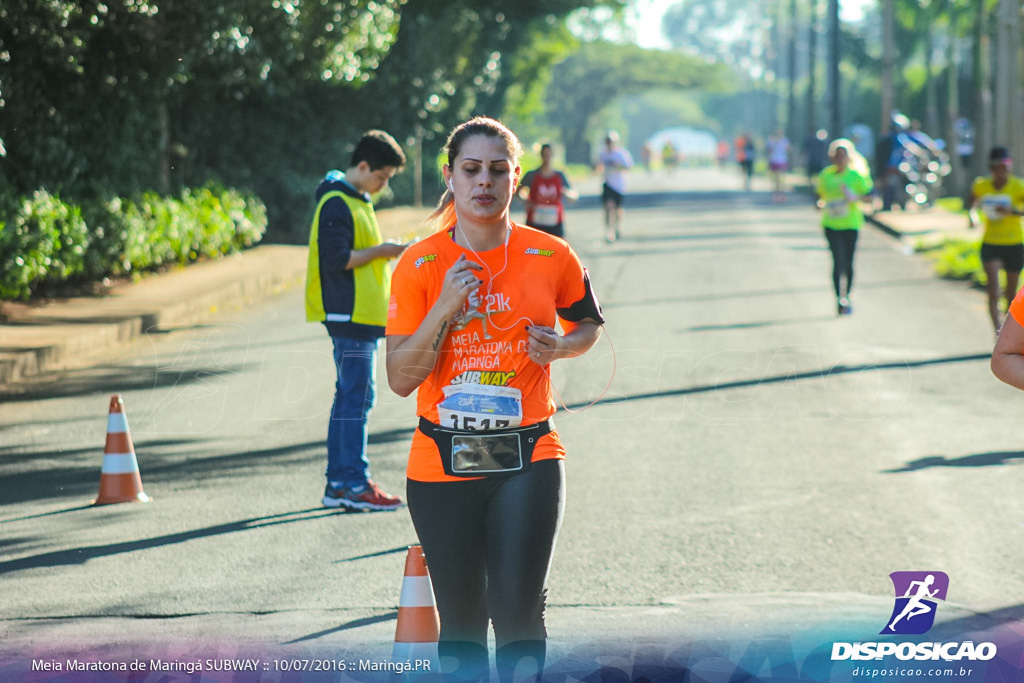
[0, 185, 266, 301]
[927, 236, 984, 285]
[924, 235, 1024, 290]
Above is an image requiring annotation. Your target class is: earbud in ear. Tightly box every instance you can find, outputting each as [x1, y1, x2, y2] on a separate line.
[447, 178, 454, 192]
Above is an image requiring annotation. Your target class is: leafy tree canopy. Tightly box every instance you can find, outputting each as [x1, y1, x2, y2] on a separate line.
[545, 40, 733, 162]
[661, 0, 767, 70]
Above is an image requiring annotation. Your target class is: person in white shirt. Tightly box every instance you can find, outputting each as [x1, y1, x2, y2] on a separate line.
[597, 131, 634, 243]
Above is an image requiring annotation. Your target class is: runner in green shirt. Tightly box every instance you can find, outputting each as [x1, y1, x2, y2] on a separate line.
[816, 138, 874, 315]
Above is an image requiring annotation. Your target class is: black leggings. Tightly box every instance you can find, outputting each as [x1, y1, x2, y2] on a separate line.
[825, 228, 859, 298]
[406, 459, 565, 682]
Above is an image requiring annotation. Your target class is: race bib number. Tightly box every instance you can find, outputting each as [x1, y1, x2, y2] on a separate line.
[437, 383, 523, 431]
[532, 204, 559, 227]
[982, 194, 1012, 220]
[826, 200, 850, 218]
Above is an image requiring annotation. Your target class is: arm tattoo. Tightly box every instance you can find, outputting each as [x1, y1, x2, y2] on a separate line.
[432, 321, 448, 352]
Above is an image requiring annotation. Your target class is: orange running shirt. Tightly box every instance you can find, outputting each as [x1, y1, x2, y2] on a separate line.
[387, 223, 593, 482]
[1010, 288, 1024, 327]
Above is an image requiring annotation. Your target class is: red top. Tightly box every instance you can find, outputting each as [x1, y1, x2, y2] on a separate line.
[523, 170, 569, 228]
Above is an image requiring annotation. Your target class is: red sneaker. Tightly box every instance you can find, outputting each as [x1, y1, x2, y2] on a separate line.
[323, 480, 405, 511]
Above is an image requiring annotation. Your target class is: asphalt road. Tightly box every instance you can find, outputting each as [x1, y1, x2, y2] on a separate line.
[3, 168, 1023, 682]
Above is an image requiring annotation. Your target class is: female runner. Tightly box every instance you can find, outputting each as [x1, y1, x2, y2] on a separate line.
[385, 117, 604, 681]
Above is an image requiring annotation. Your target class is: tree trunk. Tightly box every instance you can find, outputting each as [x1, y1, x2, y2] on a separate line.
[924, 23, 940, 137]
[994, 0, 1022, 165]
[880, 0, 894, 137]
[787, 0, 798, 142]
[971, 0, 993, 182]
[945, 15, 965, 198]
[158, 101, 171, 195]
[563, 125, 592, 167]
[768, 3, 781, 133]
[826, 0, 840, 139]
[806, 0, 818, 140]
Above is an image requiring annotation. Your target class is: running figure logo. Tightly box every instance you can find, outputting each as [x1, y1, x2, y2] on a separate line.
[881, 571, 949, 635]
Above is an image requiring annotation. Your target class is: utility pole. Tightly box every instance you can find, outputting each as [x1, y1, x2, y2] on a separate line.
[787, 0, 798, 142]
[971, 0, 993, 182]
[768, 4, 781, 133]
[945, 5, 965, 197]
[806, 0, 818, 141]
[994, 0, 1022, 165]
[827, 0, 840, 140]
[880, 0, 894, 137]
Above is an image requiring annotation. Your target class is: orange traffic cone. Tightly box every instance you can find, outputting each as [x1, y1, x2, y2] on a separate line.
[393, 545, 440, 668]
[92, 394, 151, 506]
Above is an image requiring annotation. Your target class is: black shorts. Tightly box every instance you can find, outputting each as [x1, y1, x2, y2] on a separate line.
[602, 184, 624, 207]
[980, 243, 1024, 272]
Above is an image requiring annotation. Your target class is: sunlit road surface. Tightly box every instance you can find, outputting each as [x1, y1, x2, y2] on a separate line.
[2, 167, 1022, 681]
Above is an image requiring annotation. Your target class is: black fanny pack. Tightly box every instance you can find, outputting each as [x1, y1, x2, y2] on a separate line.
[418, 417, 553, 478]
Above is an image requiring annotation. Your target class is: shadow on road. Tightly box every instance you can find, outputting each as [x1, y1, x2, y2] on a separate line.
[600, 278, 939, 310]
[566, 352, 992, 411]
[368, 427, 415, 446]
[336, 546, 412, 564]
[284, 611, 399, 644]
[0, 438, 323, 508]
[0, 504, 99, 524]
[0, 362, 245, 402]
[0, 507, 342, 575]
[0, 436, 203, 463]
[681, 315, 838, 333]
[883, 451, 1024, 473]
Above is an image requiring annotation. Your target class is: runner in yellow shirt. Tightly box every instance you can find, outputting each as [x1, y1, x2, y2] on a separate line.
[967, 146, 1024, 331]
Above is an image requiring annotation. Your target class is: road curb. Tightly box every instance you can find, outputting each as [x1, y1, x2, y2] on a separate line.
[0, 245, 308, 389]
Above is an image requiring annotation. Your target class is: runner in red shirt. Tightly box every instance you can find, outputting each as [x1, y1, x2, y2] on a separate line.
[519, 142, 577, 238]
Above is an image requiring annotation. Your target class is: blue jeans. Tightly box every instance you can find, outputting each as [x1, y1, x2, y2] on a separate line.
[326, 336, 378, 488]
